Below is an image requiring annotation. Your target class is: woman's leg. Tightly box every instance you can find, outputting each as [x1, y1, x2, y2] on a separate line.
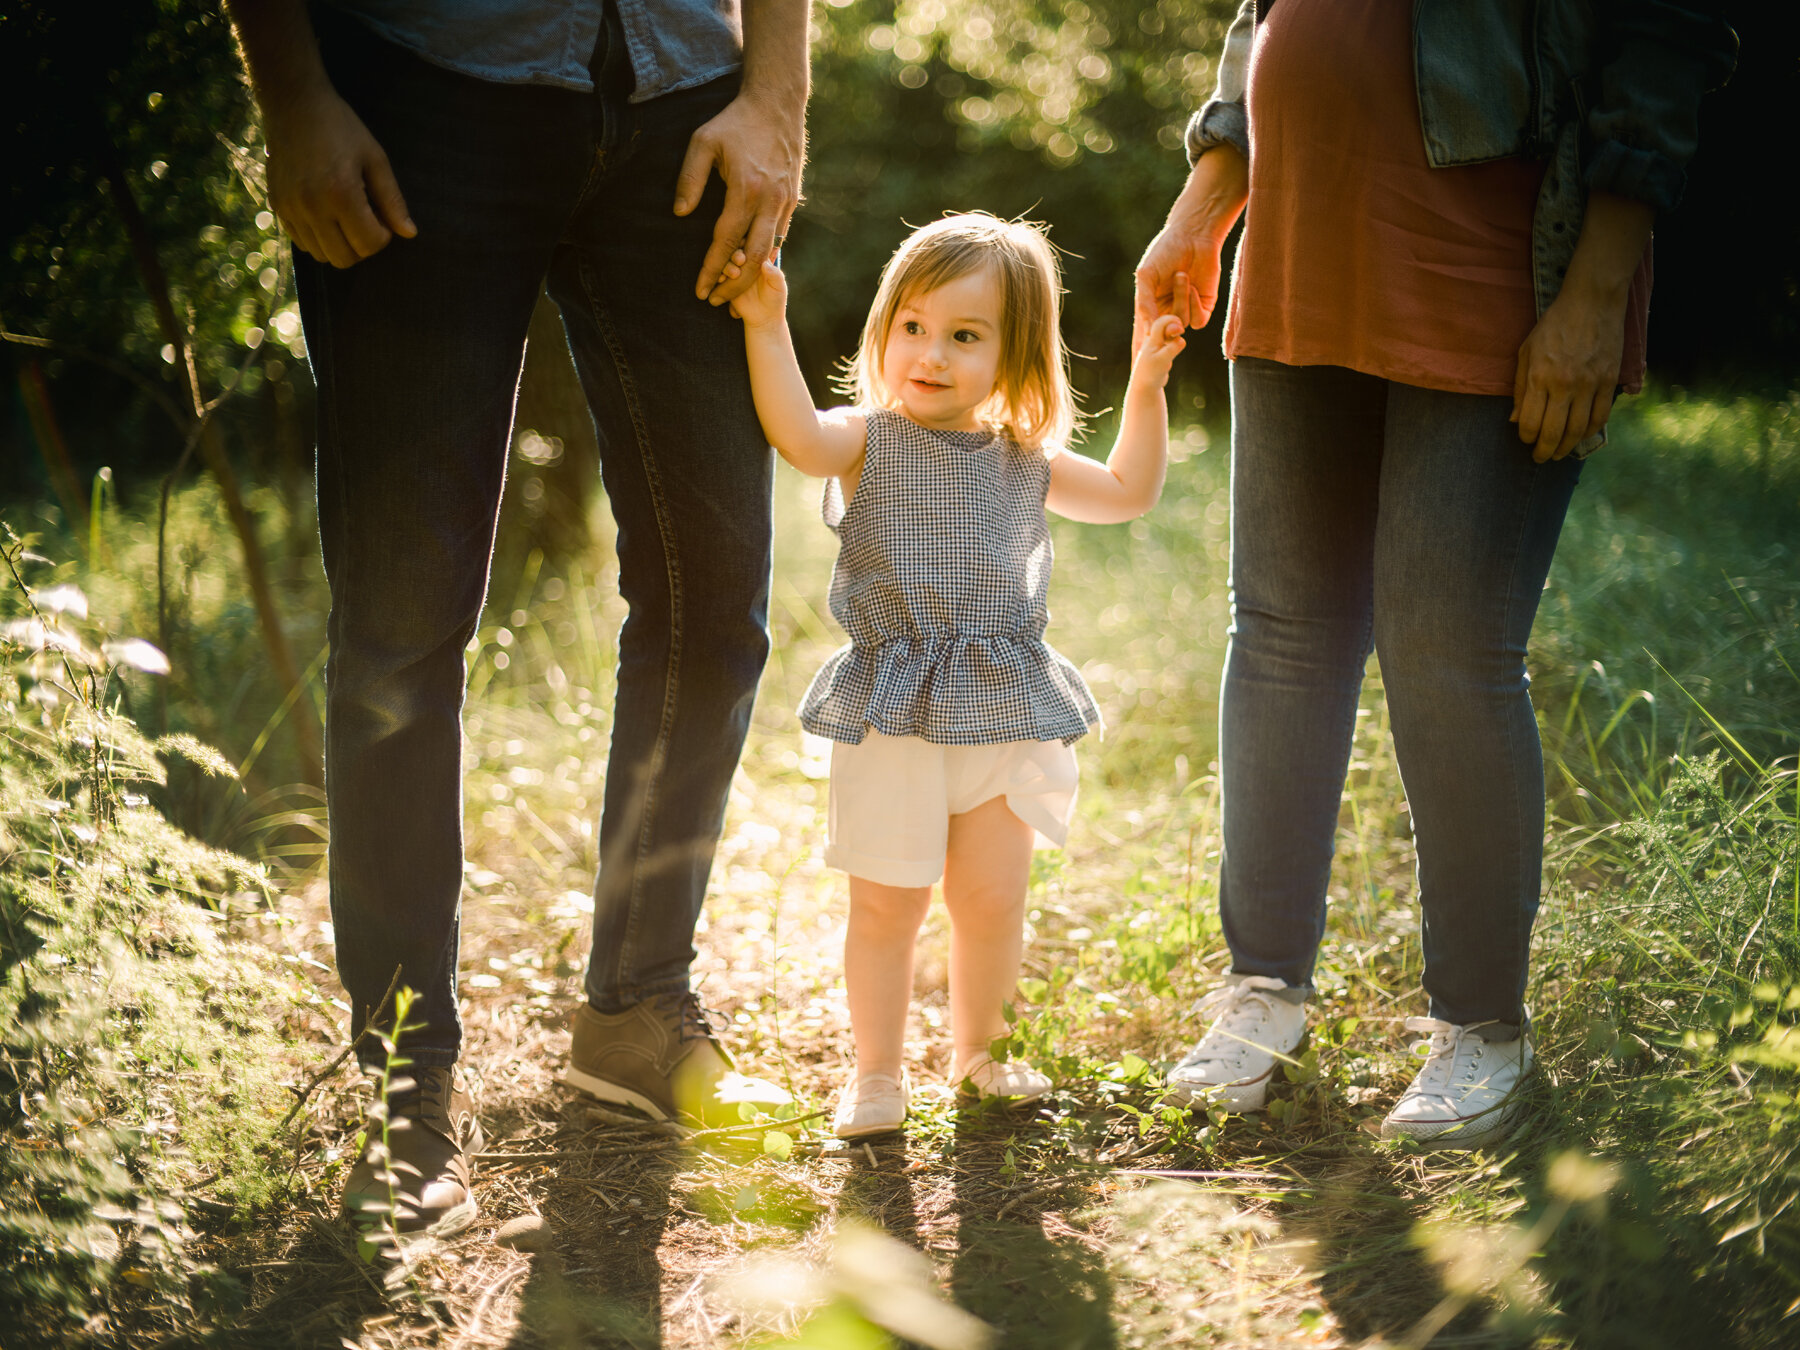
[1218, 358, 1388, 992]
[1373, 384, 1581, 1030]
[845, 878, 933, 1080]
[941, 795, 1036, 1078]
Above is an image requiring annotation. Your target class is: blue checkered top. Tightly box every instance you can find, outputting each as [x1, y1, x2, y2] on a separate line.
[798, 409, 1101, 746]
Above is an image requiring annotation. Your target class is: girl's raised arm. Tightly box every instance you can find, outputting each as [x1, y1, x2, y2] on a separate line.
[730, 259, 867, 478]
[1047, 312, 1186, 524]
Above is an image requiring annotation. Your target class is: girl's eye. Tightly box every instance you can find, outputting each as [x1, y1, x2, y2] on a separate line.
[954, 330, 980, 344]
[903, 321, 924, 336]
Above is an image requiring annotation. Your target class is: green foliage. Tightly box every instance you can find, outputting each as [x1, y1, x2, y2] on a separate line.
[1532, 752, 1800, 1340]
[790, 0, 1238, 409]
[2, 0, 295, 391]
[1536, 389, 1800, 819]
[0, 533, 314, 1344]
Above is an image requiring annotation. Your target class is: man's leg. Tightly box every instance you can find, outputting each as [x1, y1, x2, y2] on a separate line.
[302, 6, 590, 1067]
[547, 51, 779, 1121]
[549, 73, 774, 1012]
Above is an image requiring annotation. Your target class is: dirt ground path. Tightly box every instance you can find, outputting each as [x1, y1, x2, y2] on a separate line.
[200, 706, 1358, 1350]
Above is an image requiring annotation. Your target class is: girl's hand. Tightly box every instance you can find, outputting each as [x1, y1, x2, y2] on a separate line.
[726, 249, 788, 328]
[1129, 312, 1187, 391]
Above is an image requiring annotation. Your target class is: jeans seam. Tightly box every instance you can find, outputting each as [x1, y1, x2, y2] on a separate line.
[1496, 460, 1545, 1023]
[576, 256, 685, 1001]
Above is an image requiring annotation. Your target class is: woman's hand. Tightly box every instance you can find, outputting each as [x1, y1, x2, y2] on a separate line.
[1511, 285, 1628, 462]
[1133, 144, 1249, 343]
[1511, 192, 1654, 462]
[726, 251, 788, 328]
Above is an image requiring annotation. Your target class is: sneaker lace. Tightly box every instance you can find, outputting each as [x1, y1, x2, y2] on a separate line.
[1403, 1017, 1501, 1093]
[382, 1064, 449, 1120]
[655, 990, 726, 1045]
[1187, 976, 1290, 1070]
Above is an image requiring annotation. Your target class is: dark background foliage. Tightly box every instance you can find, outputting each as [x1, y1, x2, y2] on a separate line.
[2, 0, 1792, 498]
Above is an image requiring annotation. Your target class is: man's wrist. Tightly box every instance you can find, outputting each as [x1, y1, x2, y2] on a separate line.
[733, 82, 808, 135]
[226, 0, 335, 126]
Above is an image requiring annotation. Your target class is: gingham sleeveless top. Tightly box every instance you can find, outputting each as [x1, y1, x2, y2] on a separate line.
[798, 408, 1101, 746]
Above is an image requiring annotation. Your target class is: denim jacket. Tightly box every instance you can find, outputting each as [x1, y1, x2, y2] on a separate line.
[1187, 0, 1738, 318]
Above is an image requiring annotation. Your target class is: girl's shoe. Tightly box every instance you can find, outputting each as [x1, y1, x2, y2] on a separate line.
[834, 1072, 909, 1138]
[955, 1057, 1053, 1103]
[1379, 1018, 1532, 1149]
[1164, 975, 1308, 1112]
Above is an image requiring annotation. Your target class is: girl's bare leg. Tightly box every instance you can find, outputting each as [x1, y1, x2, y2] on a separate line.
[942, 795, 1035, 1080]
[845, 878, 933, 1079]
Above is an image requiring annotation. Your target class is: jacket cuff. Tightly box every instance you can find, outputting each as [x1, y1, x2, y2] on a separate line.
[1583, 140, 1685, 213]
[1186, 100, 1248, 166]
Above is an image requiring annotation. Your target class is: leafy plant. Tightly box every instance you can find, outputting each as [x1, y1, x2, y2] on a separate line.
[0, 532, 313, 1344]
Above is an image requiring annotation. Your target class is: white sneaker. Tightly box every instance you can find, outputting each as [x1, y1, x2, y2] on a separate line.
[1380, 1018, 1532, 1148]
[956, 1057, 1052, 1103]
[833, 1072, 909, 1139]
[1165, 975, 1308, 1112]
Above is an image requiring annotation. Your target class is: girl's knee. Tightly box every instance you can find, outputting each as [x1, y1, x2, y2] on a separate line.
[849, 881, 932, 929]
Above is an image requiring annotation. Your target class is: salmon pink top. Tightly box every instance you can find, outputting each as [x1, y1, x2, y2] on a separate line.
[1224, 0, 1650, 397]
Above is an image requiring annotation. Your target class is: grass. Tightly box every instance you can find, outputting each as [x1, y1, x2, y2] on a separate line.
[0, 385, 1794, 1346]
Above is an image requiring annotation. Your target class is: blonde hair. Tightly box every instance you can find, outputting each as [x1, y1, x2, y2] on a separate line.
[842, 212, 1079, 451]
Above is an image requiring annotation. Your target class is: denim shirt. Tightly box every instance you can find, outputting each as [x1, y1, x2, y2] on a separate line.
[1187, 0, 1737, 319]
[323, 0, 742, 101]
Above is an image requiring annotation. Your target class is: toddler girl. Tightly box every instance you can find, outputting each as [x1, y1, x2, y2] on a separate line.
[727, 213, 1187, 1138]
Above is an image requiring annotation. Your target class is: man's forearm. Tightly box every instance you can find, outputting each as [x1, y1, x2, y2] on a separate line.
[738, 0, 811, 116]
[225, 0, 332, 123]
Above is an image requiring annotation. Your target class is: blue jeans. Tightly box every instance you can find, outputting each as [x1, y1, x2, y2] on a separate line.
[1219, 358, 1581, 1031]
[298, 7, 772, 1066]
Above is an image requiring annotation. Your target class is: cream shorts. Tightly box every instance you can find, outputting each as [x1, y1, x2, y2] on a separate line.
[825, 728, 1080, 887]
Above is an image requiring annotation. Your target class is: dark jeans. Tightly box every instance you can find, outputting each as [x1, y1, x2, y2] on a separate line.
[1219, 357, 1581, 1031]
[298, 7, 773, 1066]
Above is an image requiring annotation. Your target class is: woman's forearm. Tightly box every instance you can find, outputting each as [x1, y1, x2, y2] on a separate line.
[1560, 191, 1655, 309]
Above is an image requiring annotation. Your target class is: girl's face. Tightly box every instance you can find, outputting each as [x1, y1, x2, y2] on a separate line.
[880, 267, 1005, 434]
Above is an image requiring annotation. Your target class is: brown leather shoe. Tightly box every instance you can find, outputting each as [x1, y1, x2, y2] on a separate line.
[561, 992, 790, 1127]
[342, 1065, 483, 1237]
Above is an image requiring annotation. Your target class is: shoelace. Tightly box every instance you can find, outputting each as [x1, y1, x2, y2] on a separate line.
[1187, 976, 1290, 1069]
[381, 1065, 449, 1121]
[1404, 1017, 1508, 1092]
[655, 990, 726, 1045]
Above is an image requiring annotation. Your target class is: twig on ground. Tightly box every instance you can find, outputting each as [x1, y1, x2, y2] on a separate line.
[997, 1181, 1080, 1222]
[575, 1101, 685, 1134]
[1114, 1169, 1286, 1181]
[679, 1108, 829, 1142]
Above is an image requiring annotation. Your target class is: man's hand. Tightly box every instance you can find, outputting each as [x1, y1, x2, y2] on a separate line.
[1133, 144, 1248, 346]
[266, 90, 415, 270]
[1511, 191, 1653, 462]
[676, 91, 804, 306]
[227, 0, 413, 269]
